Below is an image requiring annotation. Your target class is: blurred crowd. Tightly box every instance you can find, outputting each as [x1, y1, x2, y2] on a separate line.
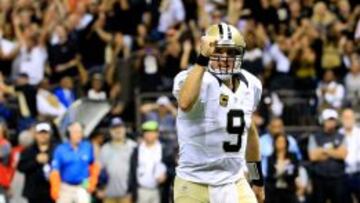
[0, 0, 359, 202]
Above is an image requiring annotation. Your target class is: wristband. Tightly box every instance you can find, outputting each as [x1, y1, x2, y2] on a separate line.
[247, 161, 264, 187]
[196, 54, 210, 67]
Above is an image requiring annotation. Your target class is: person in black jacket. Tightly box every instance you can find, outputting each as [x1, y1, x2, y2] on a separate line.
[308, 109, 347, 203]
[266, 133, 299, 203]
[18, 122, 57, 203]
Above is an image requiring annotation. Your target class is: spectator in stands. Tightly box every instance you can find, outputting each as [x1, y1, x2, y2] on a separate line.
[311, 2, 336, 34]
[9, 128, 34, 203]
[266, 35, 293, 90]
[0, 122, 11, 202]
[11, 16, 48, 86]
[48, 24, 80, 84]
[132, 24, 148, 52]
[131, 121, 167, 203]
[288, 0, 302, 30]
[140, 95, 178, 200]
[260, 117, 302, 177]
[157, 0, 185, 35]
[265, 133, 299, 203]
[75, 2, 94, 31]
[140, 96, 176, 137]
[161, 39, 182, 90]
[18, 122, 56, 203]
[50, 122, 100, 203]
[320, 25, 343, 72]
[308, 109, 347, 203]
[99, 117, 136, 203]
[341, 39, 355, 70]
[14, 73, 37, 127]
[291, 35, 317, 90]
[344, 53, 360, 107]
[134, 42, 163, 92]
[36, 78, 66, 119]
[87, 73, 108, 100]
[339, 108, 360, 203]
[78, 11, 108, 74]
[316, 69, 345, 111]
[336, 0, 352, 22]
[243, 30, 265, 76]
[0, 25, 19, 78]
[105, 32, 131, 66]
[54, 77, 77, 109]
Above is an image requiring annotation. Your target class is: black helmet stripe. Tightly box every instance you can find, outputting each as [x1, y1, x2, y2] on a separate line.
[227, 24, 232, 39]
[218, 24, 224, 39]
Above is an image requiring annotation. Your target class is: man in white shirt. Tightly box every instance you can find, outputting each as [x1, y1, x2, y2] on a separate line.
[17, 45, 47, 85]
[10, 17, 49, 86]
[135, 121, 166, 203]
[339, 108, 360, 202]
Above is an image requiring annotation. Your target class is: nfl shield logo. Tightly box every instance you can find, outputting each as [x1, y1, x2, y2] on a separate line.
[219, 94, 229, 107]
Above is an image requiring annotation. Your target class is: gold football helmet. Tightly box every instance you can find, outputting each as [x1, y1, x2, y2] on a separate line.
[205, 23, 246, 80]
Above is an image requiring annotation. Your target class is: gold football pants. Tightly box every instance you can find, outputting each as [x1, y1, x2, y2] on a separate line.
[174, 176, 257, 203]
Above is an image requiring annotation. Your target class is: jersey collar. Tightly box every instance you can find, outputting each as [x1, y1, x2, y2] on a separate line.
[210, 72, 249, 88]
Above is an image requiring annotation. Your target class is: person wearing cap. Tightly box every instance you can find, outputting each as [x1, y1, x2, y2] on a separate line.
[339, 108, 360, 203]
[140, 95, 176, 136]
[99, 117, 137, 203]
[18, 122, 57, 203]
[307, 109, 347, 203]
[140, 96, 178, 201]
[130, 121, 168, 203]
[49, 122, 100, 203]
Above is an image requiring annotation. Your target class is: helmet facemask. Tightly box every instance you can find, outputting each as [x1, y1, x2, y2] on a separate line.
[208, 42, 245, 81]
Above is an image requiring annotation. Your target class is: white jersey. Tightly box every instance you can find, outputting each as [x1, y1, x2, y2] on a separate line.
[172, 68, 262, 186]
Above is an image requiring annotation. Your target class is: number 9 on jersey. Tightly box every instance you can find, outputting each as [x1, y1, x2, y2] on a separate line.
[223, 109, 245, 153]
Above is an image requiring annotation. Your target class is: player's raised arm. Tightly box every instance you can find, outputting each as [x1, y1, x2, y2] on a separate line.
[178, 36, 216, 112]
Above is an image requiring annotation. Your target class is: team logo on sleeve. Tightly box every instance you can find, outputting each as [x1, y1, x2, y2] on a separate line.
[219, 94, 229, 107]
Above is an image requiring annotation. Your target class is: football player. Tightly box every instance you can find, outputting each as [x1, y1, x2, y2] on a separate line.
[172, 23, 265, 203]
